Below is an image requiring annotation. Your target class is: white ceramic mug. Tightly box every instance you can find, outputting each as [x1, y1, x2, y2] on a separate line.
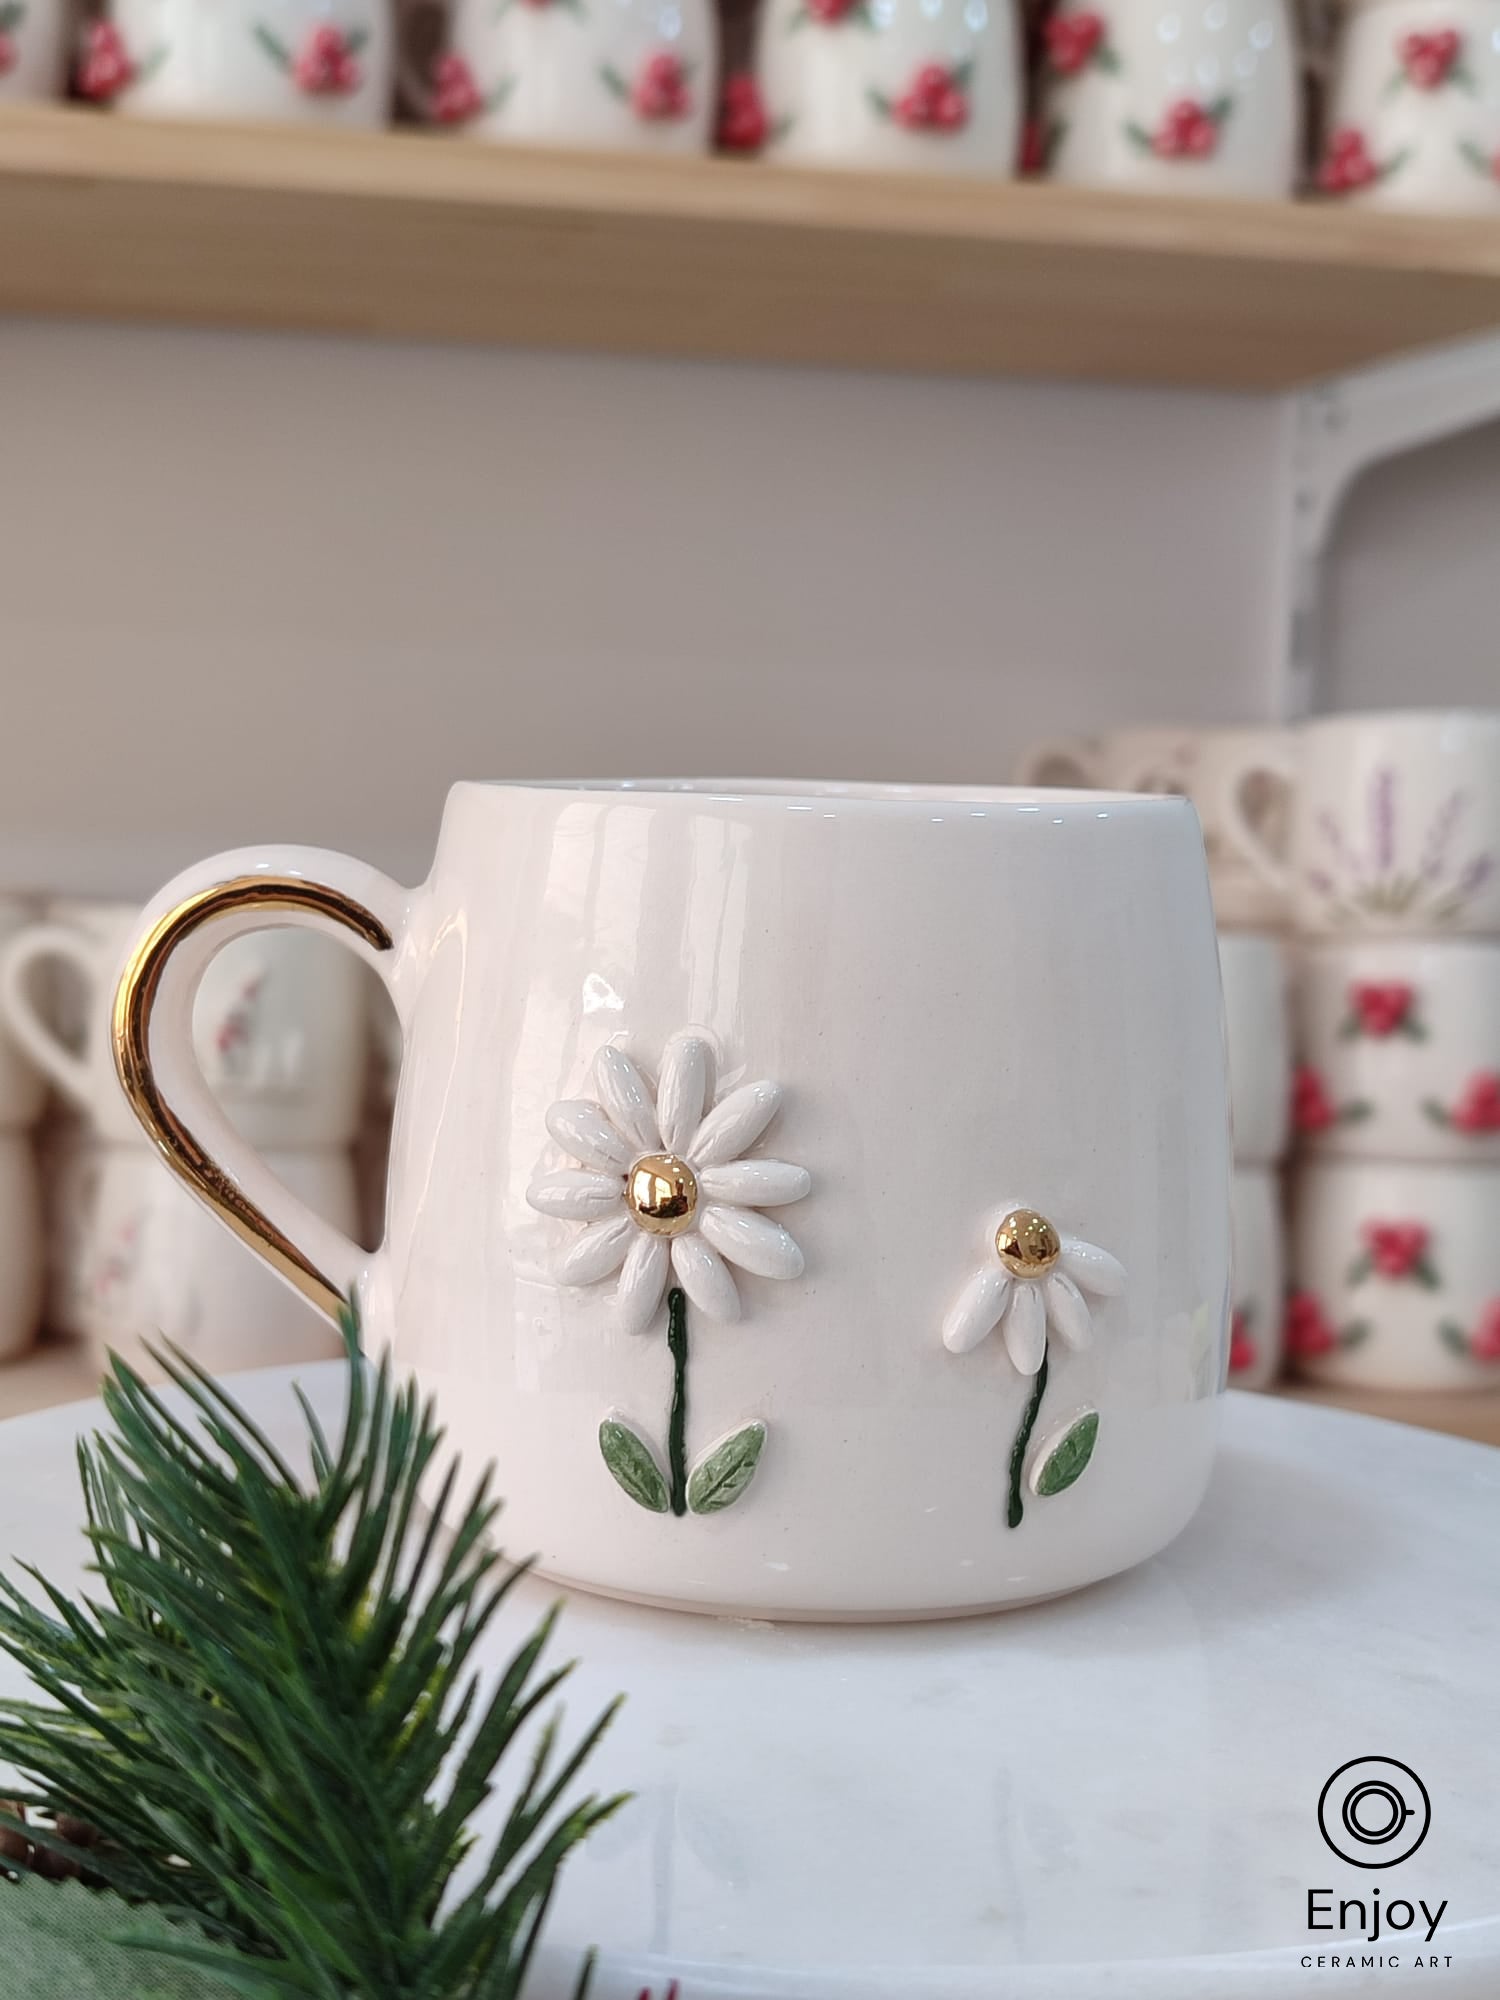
[1319, 0, 1500, 210]
[73, 1143, 356, 1379]
[403, 0, 714, 148]
[1293, 938, 1500, 1165]
[1219, 934, 1291, 1166]
[0, 0, 69, 98]
[1230, 710, 1500, 937]
[111, 779, 1231, 1621]
[756, 0, 1021, 176]
[0, 899, 369, 1150]
[1229, 1165, 1283, 1392]
[0, 1133, 43, 1363]
[0, 899, 46, 1133]
[1038, 0, 1300, 195]
[1017, 725, 1297, 929]
[1289, 1158, 1500, 1390]
[78, 0, 392, 121]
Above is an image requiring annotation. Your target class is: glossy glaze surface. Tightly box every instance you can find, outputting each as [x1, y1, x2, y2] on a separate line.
[1219, 931, 1291, 1165]
[0, 898, 46, 1130]
[4, 1371, 1500, 1993]
[1228, 1164, 1282, 1390]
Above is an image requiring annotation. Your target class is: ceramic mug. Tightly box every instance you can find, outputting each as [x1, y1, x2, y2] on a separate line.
[0, 0, 69, 98]
[77, 0, 392, 121]
[401, 0, 714, 148]
[1289, 1158, 1500, 1390]
[1228, 710, 1500, 937]
[0, 1134, 43, 1363]
[0, 899, 46, 1133]
[1318, 0, 1500, 210]
[0, 899, 369, 1149]
[1037, 0, 1300, 195]
[72, 1144, 356, 1380]
[1228, 1165, 1283, 1392]
[1293, 938, 1500, 1165]
[1219, 933, 1291, 1166]
[111, 779, 1231, 1621]
[1017, 725, 1297, 930]
[756, 0, 1021, 177]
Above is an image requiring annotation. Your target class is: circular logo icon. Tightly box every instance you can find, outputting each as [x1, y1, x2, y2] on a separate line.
[1318, 1758, 1431, 1868]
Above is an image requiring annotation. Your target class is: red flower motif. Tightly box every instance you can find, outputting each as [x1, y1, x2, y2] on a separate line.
[1318, 126, 1381, 192]
[1044, 9, 1104, 76]
[292, 22, 361, 95]
[893, 61, 969, 133]
[431, 50, 483, 123]
[1285, 1290, 1337, 1358]
[1349, 979, 1414, 1037]
[1228, 1309, 1257, 1374]
[77, 20, 135, 100]
[1292, 1064, 1337, 1134]
[806, 0, 861, 20]
[1019, 114, 1048, 173]
[717, 71, 768, 151]
[0, 30, 17, 75]
[1450, 1070, 1500, 1134]
[1470, 1300, 1500, 1362]
[632, 50, 691, 120]
[1398, 26, 1461, 89]
[1151, 97, 1221, 158]
[1362, 1219, 1430, 1281]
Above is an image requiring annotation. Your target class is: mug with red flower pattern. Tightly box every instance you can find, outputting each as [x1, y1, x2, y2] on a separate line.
[1036, 0, 1300, 194]
[1290, 1158, 1500, 1389]
[78, 0, 392, 122]
[1293, 939, 1500, 1165]
[1320, 0, 1500, 209]
[1229, 1165, 1284, 1391]
[756, 0, 1021, 177]
[400, 0, 713, 150]
[0, 0, 69, 100]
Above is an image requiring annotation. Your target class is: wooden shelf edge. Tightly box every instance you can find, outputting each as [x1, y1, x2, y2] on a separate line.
[1276, 1378, 1500, 1448]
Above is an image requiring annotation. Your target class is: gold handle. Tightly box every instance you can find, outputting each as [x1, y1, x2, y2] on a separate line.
[112, 873, 393, 1325]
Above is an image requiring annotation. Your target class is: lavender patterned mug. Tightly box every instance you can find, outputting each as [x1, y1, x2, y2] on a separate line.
[1226, 710, 1500, 938]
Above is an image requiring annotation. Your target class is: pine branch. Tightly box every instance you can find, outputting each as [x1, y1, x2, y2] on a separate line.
[0, 1298, 627, 1999]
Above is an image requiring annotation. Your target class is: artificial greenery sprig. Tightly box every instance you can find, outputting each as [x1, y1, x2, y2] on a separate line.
[0, 1300, 625, 1999]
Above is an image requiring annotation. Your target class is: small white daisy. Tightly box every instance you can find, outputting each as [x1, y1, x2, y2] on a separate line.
[942, 1205, 1125, 1376]
[527, 1029, 810, 1333]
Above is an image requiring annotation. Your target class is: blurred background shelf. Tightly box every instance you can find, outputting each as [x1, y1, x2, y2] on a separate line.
[6, 105, 1500, 389]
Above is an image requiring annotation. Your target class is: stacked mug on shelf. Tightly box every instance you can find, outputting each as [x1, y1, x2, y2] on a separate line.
[1229, 711, 1500, 1396]
[0, 899, 376, 1380]
[1015, 726, 1295, 1393]
[0, 898, 46, 1362]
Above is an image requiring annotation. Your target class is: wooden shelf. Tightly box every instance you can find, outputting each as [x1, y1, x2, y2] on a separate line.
[4, 104, 1500, 386]
[1277, 1378, 1500, 1449]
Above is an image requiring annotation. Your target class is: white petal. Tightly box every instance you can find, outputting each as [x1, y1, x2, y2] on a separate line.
[545, 1100, 632, 1172]
[1059, 1236, 1126, 1298]
[698, 1159, 810, 1207]
[670, 1234, 741, 1322]
[942, 1265, 1011, 1355]
[1044, 1271, 1094, 1351]
[698, 1203, 804, 1280]
[558, 1214, 633, 1286]
[1002, 1281, 1048, 1377]
[527, 1172, 624, 1221]
[687, 1079, 782, 1168]
[594, 1045, 661, 1154]
[616, 1232, 669, 1335]
[656, 1029, 712, 1155]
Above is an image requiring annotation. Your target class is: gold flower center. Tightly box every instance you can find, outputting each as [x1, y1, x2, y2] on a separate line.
[995, 1207, 1061, 1277]
[626, 1152, 699, 1236]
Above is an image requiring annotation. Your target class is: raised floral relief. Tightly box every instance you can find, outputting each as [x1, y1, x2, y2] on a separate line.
[1424, 1069, 1500, 1136]
[1439, 1298, 1500, 1364]
[253, 20, 368, 94]
[1340, 979, 1424, 1041]
[1284, 1288, 1369, 1360]
[1391, 26, 1471, 91]
[1348, 1218, 1438, 1289]
[869, 60, 973, 133]
[529, 1031, 809, 1517]
[1127, 95, 1232, 160]
[1317, 127, 1407, 193]
[602, 50, 695, 121]
[1293, 1063, 1371, 1135]
[1044, 9, 1118, 76]
[943, 1205, 1123, 1527]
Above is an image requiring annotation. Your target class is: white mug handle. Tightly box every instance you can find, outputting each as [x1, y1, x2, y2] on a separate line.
[0, 923, 102, 1114]
[1216, 744, 1298, 898]
[1014, 737, 1105, 788]
[112, 847, 409, 1326]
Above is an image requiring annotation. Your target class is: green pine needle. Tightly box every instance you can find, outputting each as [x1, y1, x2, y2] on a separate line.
[0, 1298, 626, 1999]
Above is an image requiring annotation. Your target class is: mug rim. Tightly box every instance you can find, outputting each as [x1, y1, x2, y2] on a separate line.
[1298, 708, 1500, 736]
[458, 776, 1189, 813]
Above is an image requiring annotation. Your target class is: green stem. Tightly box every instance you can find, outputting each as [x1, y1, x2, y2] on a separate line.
[666, 1287, 688, 1518]
[1006, 1346, 1049, 1530]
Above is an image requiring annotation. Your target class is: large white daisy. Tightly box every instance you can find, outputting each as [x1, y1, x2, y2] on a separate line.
[527, 1030, 810, 1332]
[942, 1205, 1125, 1375]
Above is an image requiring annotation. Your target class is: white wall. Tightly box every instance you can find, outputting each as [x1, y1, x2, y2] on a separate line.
[0, 318, 1284, 894]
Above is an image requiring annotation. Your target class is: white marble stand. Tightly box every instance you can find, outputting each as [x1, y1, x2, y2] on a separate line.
[1, 1374, 1497, 1997]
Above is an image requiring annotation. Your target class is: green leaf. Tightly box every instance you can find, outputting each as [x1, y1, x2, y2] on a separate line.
[1095, 42, 1119, 71]
[1439, 1320, 1470, 1358]
[1423, 1098, 1451, 1128]
[1414, 1257, 1440, 1291]
[1346, 1250, 1373, 1286]
[0, 1875, 241, 2000]
[867, 86, 891, 117]
[600, 61, 627, 99]
[1340, 1100, 1373, 1124]
[950, 57, 973, 92]
[1206, 94, 1233, 124]
[0, 4, 24, 31]
[1032, 1410, 1099, 1499]
[598, 1420, 670, 1512]
[1340, 1319, 1371, 1349]
[251, 22, 290, 68]
[343, 25, 369, 53]
[686, 1423, 766, 1515]
[1124, 119, 1153, 153]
